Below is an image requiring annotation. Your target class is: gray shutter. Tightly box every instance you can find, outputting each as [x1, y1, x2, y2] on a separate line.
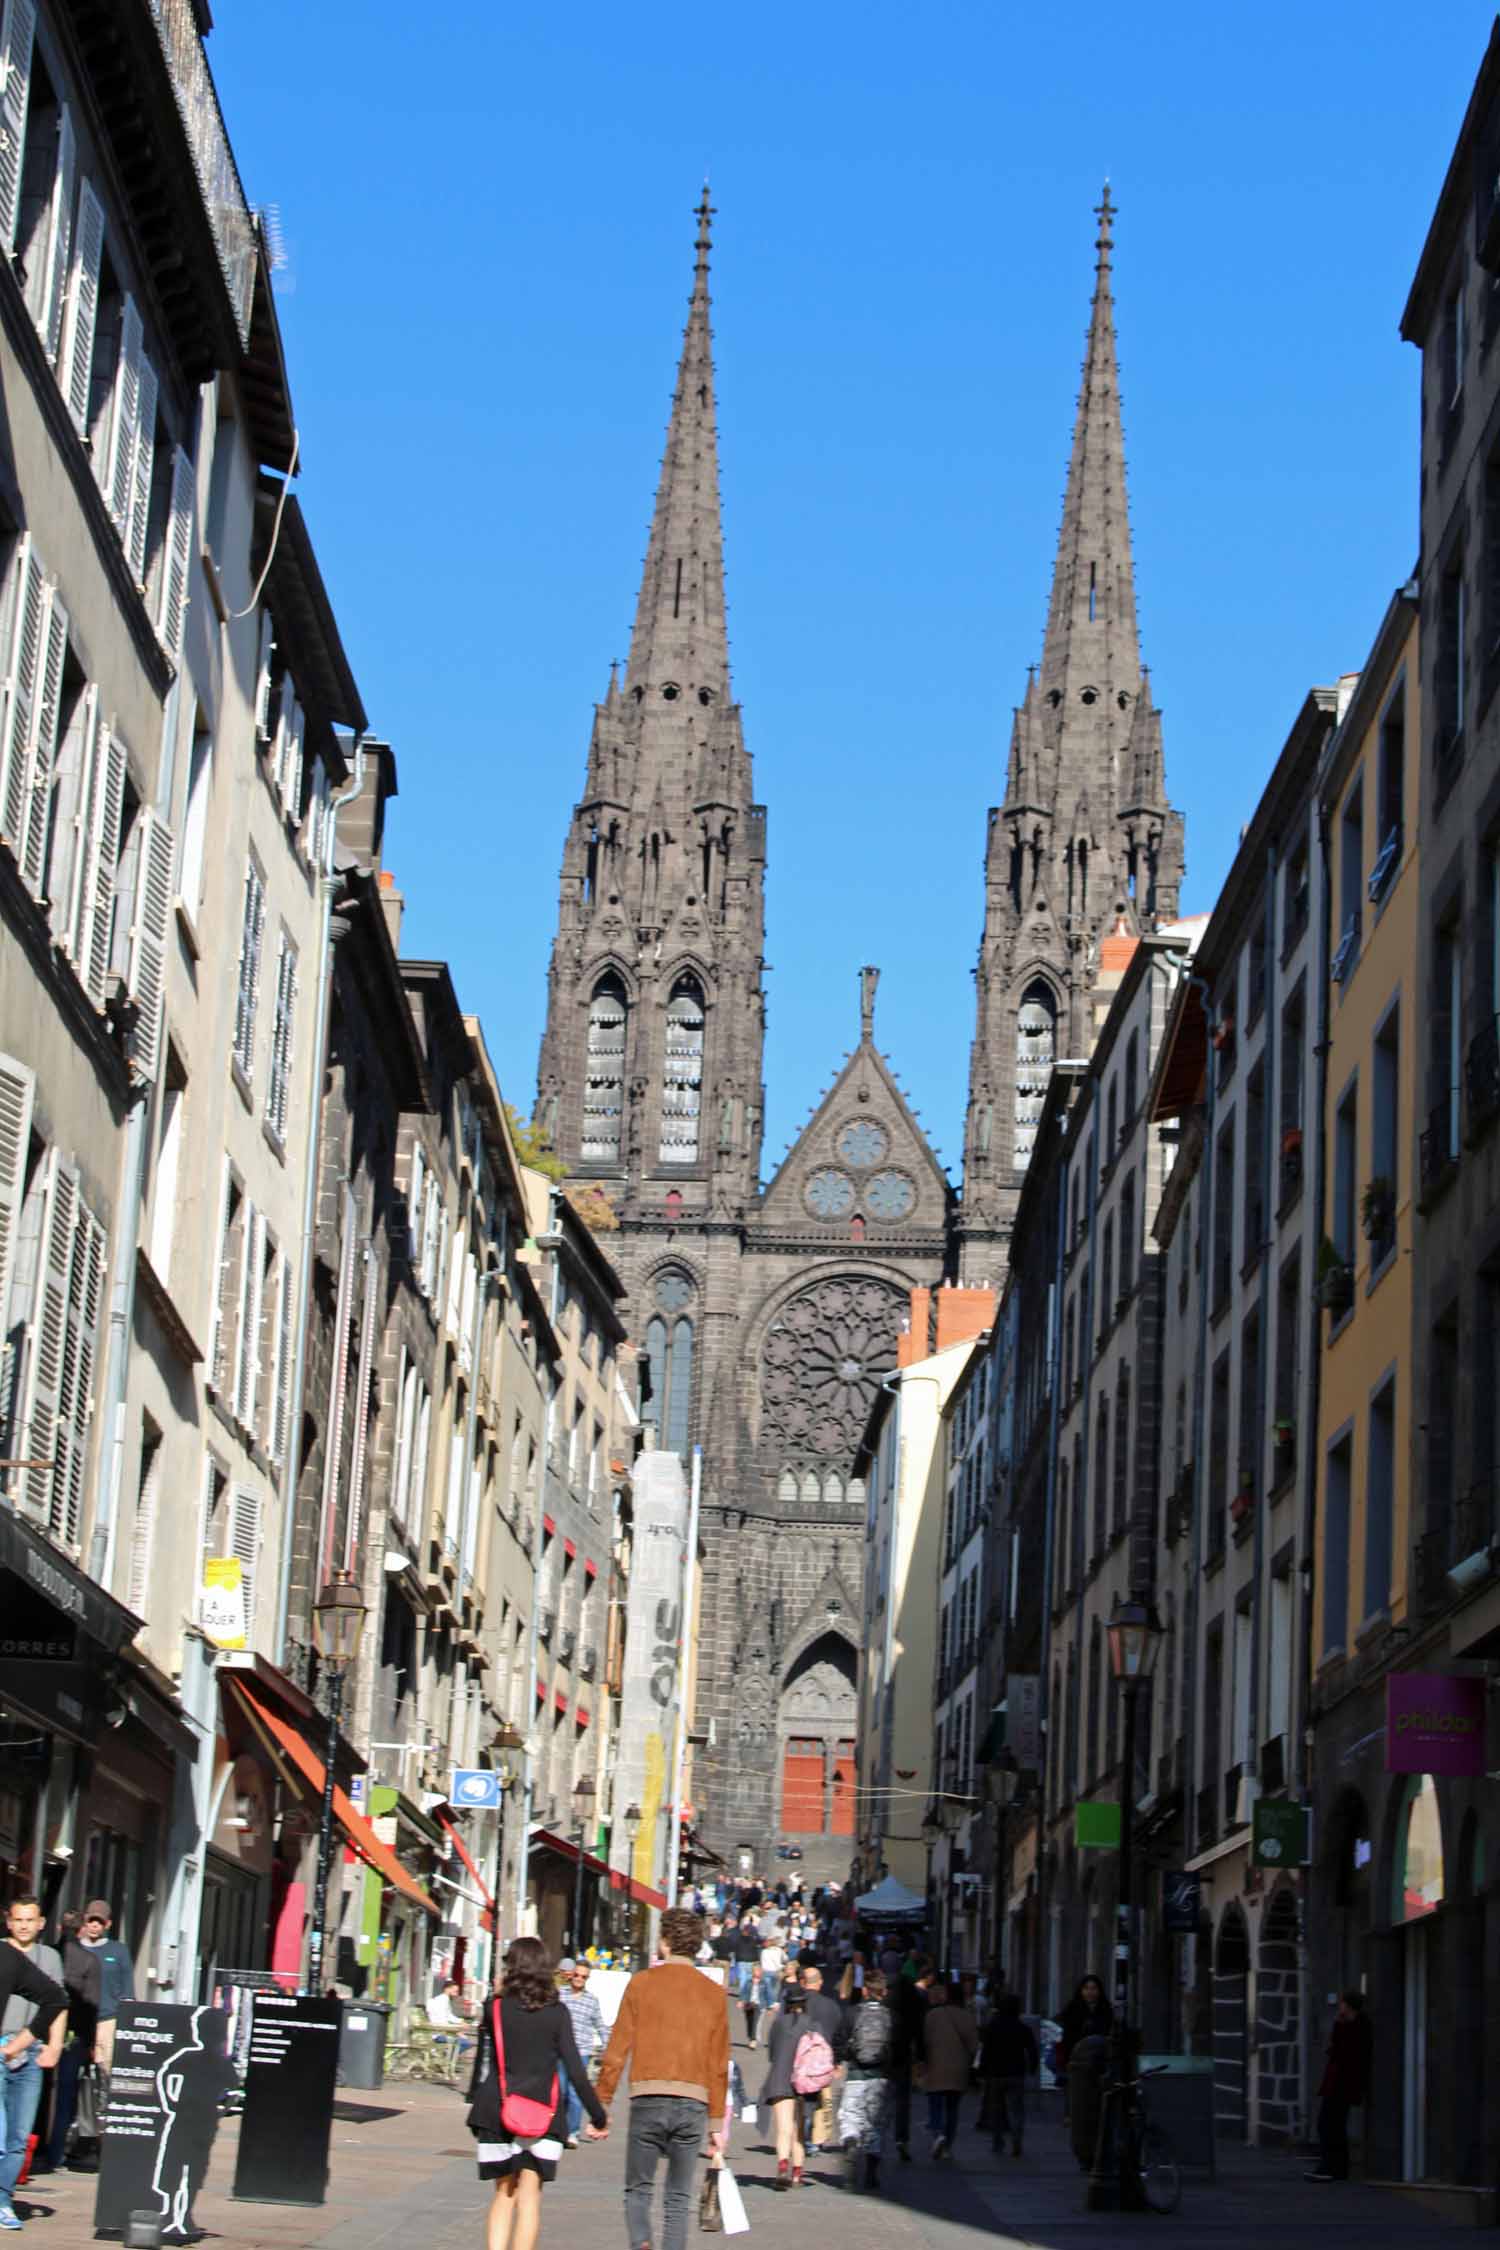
[128, 352, 158, 585]
[55, 1194, 104, 1550]
[19, 582, 68, 899]
[61, 178, 104, 435]
[39, 102, 75, 365]
[79, 722, 126, 1008]
[125, 808, 173, 1082]
[158, 445, 194, 660]
[0, 0, 36, 253]
[106, 296, 142, 537]
[0, 1051, 34, 1351]
[18, 1149, 74, 1524]
[0, 537, 45, 851]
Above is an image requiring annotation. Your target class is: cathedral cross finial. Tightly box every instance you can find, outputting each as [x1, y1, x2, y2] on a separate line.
[695, 181, 715, 277]
[860, 964, 880, 1044]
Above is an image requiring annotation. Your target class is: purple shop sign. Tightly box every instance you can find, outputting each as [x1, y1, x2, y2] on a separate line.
[1385, 1672, 1486, 1777]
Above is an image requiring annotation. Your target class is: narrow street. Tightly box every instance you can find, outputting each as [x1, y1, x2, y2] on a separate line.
[14, 2026, 1474, 2250]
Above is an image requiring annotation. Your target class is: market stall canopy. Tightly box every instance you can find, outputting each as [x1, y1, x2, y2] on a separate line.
[854, 1874, 926, 1921]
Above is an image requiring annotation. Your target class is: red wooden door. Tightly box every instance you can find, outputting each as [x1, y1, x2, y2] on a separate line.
[780, 1737, 824, 1831]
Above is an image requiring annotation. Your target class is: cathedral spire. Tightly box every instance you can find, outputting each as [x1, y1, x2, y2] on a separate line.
[1037, 185, 1141, 711]
[625, 187, 731, 702]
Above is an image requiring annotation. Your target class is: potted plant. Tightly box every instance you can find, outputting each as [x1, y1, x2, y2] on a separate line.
[1360, 1175, 1395, 1243]
[1315, 1234, 1354, 1314]
[1280, 1127, 1302, 1158]
[1273, 1413, 1295, 1447]
[1230, 1468, 1255, 1525]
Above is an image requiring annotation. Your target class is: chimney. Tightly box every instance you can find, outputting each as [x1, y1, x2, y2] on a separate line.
[377, 867, 403, 950]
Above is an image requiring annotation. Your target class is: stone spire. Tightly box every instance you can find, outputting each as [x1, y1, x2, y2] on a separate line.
[625, 187, 731, 703]
[1035, 184, 1141, 729]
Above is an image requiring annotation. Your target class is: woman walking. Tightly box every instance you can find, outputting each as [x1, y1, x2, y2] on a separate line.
[978, 1991, 1038, 2156]
[920, 1981, 978, 2159]
[1056, 1974, 1113, 2075]
[467, 1937, 607, 2250]
[761, 1984, 810, 2190]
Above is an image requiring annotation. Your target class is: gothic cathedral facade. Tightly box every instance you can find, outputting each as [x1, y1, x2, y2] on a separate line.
[537, 189, 1184, 1874]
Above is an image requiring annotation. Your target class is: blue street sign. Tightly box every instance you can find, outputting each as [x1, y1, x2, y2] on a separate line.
[450, 1768, 503, 1809]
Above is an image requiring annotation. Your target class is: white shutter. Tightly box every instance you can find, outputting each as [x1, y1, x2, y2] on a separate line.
[413, 1391, 431, 1532]
[392, 1351, 412, 1530]
[0, 0, 36, 254]
[0, 1052, 33, 1349]
[126, 1437, 159, 1617]
[128, 352, 157, 585]
[444, 1217, 463, 1336]
[306, 760, 331, 869]
[344, 1262, 380, 1550]
[39, 102, 74, 365]
[233, 858, 265, 1079]
[408, 1145, 425, 1281]
[0, 536, 45, 850]
[19, 582, 67, 899]
[319, 1190, 358, 1540]
[230, 1483, 260, 1641]
[106, 296, 142, 536]
[125, 807, 173, 1081]
[207, 1162, 233, 1390]
[158, 445, 193, 661]
[422, 1179, 438, 1296]
[279, 699, 304, 819]
[270, 1254, 295, 1466]
[52, 682, 96, 961]
[79, 722, 126, 1008]
[60, 177, 103, 437]
[234, 1204, 264, 1431]
[253, 611, 275, 741]
[18, 1150, 73, 1523]
[270, 672, 292, 792]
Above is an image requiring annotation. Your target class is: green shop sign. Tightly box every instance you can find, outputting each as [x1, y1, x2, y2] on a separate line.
[1076, 1800, 1122, 1849]
[1252, 1798, 1310, 1868]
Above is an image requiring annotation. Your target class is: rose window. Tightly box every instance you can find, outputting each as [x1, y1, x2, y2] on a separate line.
[760, 1276, 907, 1459]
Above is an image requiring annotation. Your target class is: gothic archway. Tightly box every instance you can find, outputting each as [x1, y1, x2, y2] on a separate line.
[1255, 1888, 1300, 2143]
[776, 1630, 857, 1842]
[1213, 1902, 1250, 2139]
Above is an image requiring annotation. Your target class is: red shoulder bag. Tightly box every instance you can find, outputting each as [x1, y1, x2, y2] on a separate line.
[491, 1997, 559, 2139]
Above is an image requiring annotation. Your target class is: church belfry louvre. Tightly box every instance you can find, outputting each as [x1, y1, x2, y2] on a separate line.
[536, 187, 1185, 1871]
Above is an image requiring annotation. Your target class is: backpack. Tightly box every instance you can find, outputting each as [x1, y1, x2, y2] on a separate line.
[850, 2001, 891, 2069]
[791, 2027, 837, 2093]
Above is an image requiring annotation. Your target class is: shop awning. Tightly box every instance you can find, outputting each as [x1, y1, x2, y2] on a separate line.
[529, 1827, 666, 1912]
[226, 1677, 439, 1916]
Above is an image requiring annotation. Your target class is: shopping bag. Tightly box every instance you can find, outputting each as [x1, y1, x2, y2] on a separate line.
[716, 2166, 750, 2236]
[740, 2103, 756, 2126]
[699, 2168, 724, 2232]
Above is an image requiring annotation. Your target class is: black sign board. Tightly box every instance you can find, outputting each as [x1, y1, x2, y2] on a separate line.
[93, 2002, 232, 2242]
[232, 1992, 341, 2206]
[1163, 1870, 1202, 1934]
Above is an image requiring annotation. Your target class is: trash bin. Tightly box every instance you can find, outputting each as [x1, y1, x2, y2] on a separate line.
[1136, 2055, 1215, 2175]
[1067, 2034, 1111, 2170]
[338, 1999, 391, 2089]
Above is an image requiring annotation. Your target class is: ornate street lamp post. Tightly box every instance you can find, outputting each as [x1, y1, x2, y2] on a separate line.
[622, 1802, 642, 1965]
[490, 1722, 525, 1968]
[1088, 1594, 1164, 2211]
[308, 1571, 369, 1997]
[569, 1774, 596, 1952]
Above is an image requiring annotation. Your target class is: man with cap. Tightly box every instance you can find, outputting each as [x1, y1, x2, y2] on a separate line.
[557, 1959, 605, 2148]
[77, 1904, 133, 2077]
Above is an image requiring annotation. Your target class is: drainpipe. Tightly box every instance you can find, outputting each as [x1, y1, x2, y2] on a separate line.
[273, 742, 366, 1664]
[516, 1190, 565, 1936]
[1246, 847, 1278, 1814]
[448, 1262, 490, 1765]
[1035, 1114, 1070, 2014]
[1182, 967, 1217, 2049]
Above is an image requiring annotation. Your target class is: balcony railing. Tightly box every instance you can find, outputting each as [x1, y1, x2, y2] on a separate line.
[148, 0, 256, 338]
[1420, 1098, 1459, 1195]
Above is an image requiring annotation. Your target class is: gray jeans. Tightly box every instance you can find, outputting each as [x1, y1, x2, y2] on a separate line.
[624, 2095, 706, 2250]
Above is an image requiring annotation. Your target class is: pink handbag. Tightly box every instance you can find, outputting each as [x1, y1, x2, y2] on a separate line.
[492, 1998, 558, 2139]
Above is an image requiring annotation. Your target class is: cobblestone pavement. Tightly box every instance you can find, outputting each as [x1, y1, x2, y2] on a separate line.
[11, 2027, 1475, 2250]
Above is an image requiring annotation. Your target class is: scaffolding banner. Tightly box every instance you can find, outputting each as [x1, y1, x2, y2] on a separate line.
[615, 1451, 690, 1900]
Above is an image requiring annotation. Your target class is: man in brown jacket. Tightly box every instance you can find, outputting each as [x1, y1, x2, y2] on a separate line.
[596, 1908, 730, 2250]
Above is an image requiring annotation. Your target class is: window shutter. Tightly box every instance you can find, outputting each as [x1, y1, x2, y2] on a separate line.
[52, 682, 96, 962]
[270, 1254, 296, 1466]
[408, 1145, 425, 1277]
[158, 445, 194, 661]
[0, 536, 45, 852]
[18, 1150, 74, 1524]
[128, 352, 157, 585]
[208, 1164, 233, 1391]
[0, 0, 36, 253]
[233, 859, 266, 1080]
[345, 1264, 380, 1543]
[52, 1186, 102, 1550]
[79, 722, 126, 1008]
[270, 673, 292, 795]
[253, 611, 275, 742]
[61, 177, 104, 437]
[230, 1483, 260, 1640]
[445, 1217, 463, 1336]
[280, 699, 304, 820]
[19, 582, 68, 899]
[106, 296, 143, 536]
[319, 1192, 358, 1552]
[125, 807, 173, 1082]
[126, 1437, 159, 1617]
[39, 102, 75, 365]
[235, 1204, 264, 1431]
[0, 1051, 34, 1347]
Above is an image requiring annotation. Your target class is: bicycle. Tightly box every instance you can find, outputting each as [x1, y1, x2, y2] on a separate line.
[1116, 2064, 1181, 2214]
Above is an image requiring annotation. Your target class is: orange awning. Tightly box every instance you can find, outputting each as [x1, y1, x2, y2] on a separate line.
[228, 1676, 439, 1917]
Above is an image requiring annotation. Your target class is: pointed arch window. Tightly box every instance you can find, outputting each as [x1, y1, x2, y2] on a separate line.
[1013, 980, 1058, 1172]
[583, 975, 627, 1162]
[660, 976, 705, 1164]
[644, 1311, 695, 1460]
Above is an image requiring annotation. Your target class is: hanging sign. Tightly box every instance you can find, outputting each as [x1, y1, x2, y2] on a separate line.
[200, 1558, 247, 1650]
[1075, 1800, 1121, 1849]
[1386, 1673, 1486, 1776]
[1007, 1675, 1042, 1770]
[1251, 1798, 1311, 1868]
[1162, 1871, 1200, 1933]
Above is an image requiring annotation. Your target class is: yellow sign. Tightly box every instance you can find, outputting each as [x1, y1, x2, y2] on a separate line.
[201, 1557, 247, 1650]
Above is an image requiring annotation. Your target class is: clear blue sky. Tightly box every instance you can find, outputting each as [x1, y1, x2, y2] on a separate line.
[208, 1, 1489, 1181]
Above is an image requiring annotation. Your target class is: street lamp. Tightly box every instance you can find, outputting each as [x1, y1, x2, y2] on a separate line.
[490, 1721, 525, 1966]
[569, 1775, 596, 1952]
[622, 1802, 642, 1966]
[308, 1570, 369, 1997]
[1089, 1593, 1164, 2211]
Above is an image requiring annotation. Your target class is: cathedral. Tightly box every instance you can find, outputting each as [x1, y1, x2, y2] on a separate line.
[536, 186, 1184, 1875]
